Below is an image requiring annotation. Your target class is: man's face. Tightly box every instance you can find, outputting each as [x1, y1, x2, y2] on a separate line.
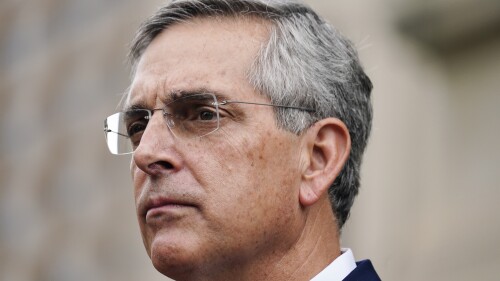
[128, 18, 306, 277]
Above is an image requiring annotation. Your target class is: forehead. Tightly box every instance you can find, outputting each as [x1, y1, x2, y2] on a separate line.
[126, 17, 271, 108]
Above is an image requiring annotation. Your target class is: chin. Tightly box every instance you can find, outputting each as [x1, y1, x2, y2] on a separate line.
[149, 234, 201, 279]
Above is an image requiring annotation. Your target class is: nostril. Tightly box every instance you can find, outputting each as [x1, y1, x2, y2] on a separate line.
[159, 161, 174, 169]
[148, 161, 174, 171]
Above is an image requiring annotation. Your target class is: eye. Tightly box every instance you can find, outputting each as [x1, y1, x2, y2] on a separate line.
[199, 110, 216, 121]
[174, 104, 217, 121]
[123, 110, 149, 138]
[125, 122, 146, 147]
[168, 94, 219, 123]
[127, 122, 147, 138]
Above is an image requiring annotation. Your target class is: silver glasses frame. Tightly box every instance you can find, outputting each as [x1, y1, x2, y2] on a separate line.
[104, 93, 314, 155]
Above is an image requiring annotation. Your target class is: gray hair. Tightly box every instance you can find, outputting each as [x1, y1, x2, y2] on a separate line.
[128, 0, 373, 229]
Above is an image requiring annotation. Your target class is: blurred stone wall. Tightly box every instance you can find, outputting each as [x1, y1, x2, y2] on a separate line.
[1, 0, 499, 281]
[0, 1, 168, 280]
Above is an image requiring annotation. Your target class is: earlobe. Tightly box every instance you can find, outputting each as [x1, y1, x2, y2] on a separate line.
[299, 118, 351, 207]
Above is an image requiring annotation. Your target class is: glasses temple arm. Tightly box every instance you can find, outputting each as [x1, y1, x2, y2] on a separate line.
[218, 101, 314, 112]
[104, 129, 130, 138]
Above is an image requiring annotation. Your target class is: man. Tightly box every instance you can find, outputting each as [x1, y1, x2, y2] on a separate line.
[104, 0, 379, 280]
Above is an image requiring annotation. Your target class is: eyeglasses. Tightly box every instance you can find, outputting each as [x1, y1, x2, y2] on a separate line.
[104, 93, 314, 155]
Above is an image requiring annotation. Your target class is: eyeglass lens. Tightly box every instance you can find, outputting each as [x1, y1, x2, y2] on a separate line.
[104, 93, 219, 155]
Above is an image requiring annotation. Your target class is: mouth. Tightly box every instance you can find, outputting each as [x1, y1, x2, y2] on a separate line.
[141, 197, 197, 222]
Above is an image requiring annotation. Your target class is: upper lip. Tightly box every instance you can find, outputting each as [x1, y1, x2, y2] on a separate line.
[139, 196, 196, 216]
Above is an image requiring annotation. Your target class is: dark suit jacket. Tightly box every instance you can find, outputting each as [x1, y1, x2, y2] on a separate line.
[342, 260, 381, 281]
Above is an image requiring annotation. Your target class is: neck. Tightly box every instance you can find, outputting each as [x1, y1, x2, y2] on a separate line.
[177, 198, 341, 281]
[268, 199, 341, 281]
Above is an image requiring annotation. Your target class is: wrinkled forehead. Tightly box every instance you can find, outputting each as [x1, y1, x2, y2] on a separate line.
[124, 16, 272, 110]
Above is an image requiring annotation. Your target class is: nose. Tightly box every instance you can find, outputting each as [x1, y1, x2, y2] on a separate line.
[132, 112, 181, 176]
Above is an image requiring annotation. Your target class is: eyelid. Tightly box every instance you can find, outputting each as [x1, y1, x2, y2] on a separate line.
[216, 104, 239, 120]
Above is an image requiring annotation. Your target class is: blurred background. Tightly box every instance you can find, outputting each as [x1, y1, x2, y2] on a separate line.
[1, 0, 499, 280]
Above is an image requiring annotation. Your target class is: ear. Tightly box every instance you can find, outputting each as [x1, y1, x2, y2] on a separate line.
[299, 118, 351, 207]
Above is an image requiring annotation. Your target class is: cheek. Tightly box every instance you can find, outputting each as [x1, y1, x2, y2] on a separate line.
[205, 130, 262, 180]
[131, 163, 147, 205]
[203, 129, 300, 216]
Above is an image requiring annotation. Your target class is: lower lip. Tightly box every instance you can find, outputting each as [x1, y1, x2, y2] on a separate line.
[145, 204, 194, 222]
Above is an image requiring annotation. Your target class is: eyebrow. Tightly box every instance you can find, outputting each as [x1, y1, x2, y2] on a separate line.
[123, 88, 232, 112]
[122, 102, 150, 112]
[162, 88, 230, 104]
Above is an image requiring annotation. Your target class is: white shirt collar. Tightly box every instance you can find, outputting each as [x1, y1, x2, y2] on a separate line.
[310, 248, 357, 281]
